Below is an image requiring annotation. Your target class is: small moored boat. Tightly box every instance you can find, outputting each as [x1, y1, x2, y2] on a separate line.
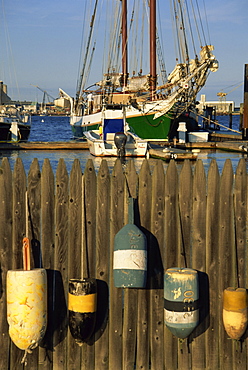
[84, 129, 147, 157]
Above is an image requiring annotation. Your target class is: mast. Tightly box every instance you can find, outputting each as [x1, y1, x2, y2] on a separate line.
[122, 0, 128, 87]
[150, 0, 157, 99]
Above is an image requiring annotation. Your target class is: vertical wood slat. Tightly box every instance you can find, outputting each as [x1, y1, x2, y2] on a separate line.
[191, 160, 207, 370]
[109, 159, 125, 370]
[136, 159, 151, 370]
[150, 160, 165, 370]
[122, 160, 138, 370]
[178, 160, 193, 370]
[39, 158, 55, 369]
[67, 159, 83, 370]
[53, 159, 69, 370]
[0, 159, 12, 368]
[218, 159, 235, 370]
[81, 159, 97, 370]
[233, 158, 247, 369]
[27, 159, 42, 369]
[10, 158, 27, 369]
[95, 160, 110, 370]
[164, 160, 179, 370]
[206, 159, 220, 369]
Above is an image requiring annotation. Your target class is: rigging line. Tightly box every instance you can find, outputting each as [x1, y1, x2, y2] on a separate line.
[106, 1, 121, 73]
[172, 0, 183, 63]
[169, 0, 180, 63]
[140, 3, 145, 73]
[76, 0, 88, 93]
[195, 0, 207, 46]
[1, 0, 20, 99]
[202, 0, 211, 44]
[189, 0, 202, 48]
[156, 0, 167, 83]
[185, 0, 197, 57]
[76, 0, 99, 101]
[177, 0, 190, 64]
[82, 0, 104, 90]
[133, 0, 140, 74]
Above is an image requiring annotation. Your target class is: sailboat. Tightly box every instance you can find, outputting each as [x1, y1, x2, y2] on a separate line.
[0, 81, 31, 142]
[61, 0, 218, 142]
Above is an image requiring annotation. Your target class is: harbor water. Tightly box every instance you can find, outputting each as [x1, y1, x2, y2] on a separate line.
[0, 114, 246, 174]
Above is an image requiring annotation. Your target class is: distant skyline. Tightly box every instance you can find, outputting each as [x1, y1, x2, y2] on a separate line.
[1, 0, 247, 106]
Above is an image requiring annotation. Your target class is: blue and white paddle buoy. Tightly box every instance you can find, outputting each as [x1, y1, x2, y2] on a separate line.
[164, 267, 199, 339]
[113, 197, 147, 288]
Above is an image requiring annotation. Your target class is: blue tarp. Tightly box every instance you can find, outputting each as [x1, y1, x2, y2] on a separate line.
[103, 119, 124, 140]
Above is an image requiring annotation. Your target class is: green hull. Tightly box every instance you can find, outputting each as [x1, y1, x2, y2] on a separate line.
[71, 111, 173, 140]
[126, 113, 172, 140]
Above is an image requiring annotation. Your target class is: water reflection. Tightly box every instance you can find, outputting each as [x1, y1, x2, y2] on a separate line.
[0, 148, 247, 175]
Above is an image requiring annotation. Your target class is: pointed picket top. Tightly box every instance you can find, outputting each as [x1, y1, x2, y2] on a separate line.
[41, 158, 53, 178]
[28, 158, 40, 177]
[220, 158, 233, 193]
[13, 157, 26, 181]
[1, 157, 12, 174]
[71, 158, 82, 178]
[125, 159, 138, 198]
[193, 159, 206, 195]
[98, 159, 110, 182]
[207, 159, 219, 182]
[112, 158, 124, 179]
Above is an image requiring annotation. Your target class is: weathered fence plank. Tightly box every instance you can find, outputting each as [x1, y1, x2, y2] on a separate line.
[122, 160, 138, 370]
[81, 159, 97, 370]
[178, 160, 193, 370]
[11, 158, 27, 369]
[136, 159, 151, 370]
[95, 160, 110, 370]
[206, 159, 220, 369]
[0, 158, 12, 368]
[150, 160, 165, 370]
[233, 158, 247, 369]
[53, 159, 69, 370]
[39, 158, 55, 369]
[27, 159, 42, 370]
[164, 160, 179, 370]
[191, 160, 207, 370]
[218, 159, 235, 370]
[67, 159, 83, 370]
[109, 159, 125, 370]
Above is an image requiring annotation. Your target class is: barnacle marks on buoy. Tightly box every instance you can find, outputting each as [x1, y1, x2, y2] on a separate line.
[164, 267, 199, 339]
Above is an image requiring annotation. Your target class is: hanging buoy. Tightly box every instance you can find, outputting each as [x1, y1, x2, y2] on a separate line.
[164, 267, 199, 339]
[68, 278, 97, 345]
[223, 287, 248, 340]
[113, 197, 147, 288]
[7, 238, 47, 360]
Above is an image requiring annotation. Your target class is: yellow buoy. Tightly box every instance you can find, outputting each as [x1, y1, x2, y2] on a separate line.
[223, 287, 248, 340]
[7, 268, 47, 351]
[6, 238, 47, 363]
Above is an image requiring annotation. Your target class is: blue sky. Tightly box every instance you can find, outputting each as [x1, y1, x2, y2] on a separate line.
[1, 0, 247, 106]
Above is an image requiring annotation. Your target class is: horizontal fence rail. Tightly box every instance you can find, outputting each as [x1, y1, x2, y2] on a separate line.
[0, 157, 247, 370]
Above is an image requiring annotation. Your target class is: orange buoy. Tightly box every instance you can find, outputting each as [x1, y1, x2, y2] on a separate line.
[6, 238, 47, 363]
[223, 287, 248, 340]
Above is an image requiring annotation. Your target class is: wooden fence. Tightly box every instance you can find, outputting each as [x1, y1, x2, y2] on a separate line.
[0, 156, 247, 370]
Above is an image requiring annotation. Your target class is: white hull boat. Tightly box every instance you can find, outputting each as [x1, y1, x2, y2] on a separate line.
[84, 130, 147, 157]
